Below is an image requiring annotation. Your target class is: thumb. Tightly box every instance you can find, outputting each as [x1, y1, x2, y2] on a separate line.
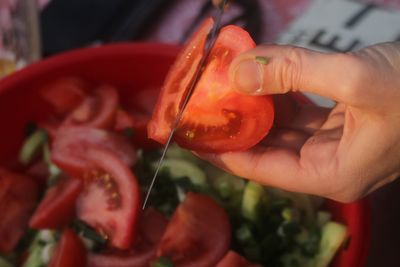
[229, 44, 365, 104]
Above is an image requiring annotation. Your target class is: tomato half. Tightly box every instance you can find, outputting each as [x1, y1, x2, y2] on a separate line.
[76, 148, 141, 249]
[39, 76, 88, 116]
[87, 208, 168, 267]
[216, 251, 261, 267]
[0, 169, 38, 252]
[29, 177, 83, 229]
[64, 84, 119, 129]
[51, 126, 137, 178]
[49, 228, 87, 267]
[148, 19, 274, 152]
[157, 192, 231, 267]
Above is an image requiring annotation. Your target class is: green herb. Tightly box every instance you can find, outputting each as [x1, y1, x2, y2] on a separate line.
[72, 220, 107, 251]
[122, 127, 134, 138]
[0, 257, 12, 267]
[152, 257, 174, 267]
[255, 56, 269, 65]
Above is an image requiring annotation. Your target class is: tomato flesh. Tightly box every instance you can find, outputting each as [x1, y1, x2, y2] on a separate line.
[65, 84, 119, 129]
[148, 19, 274, 152]
[0, 169, 38, 253]
[51, 126, 137, 178]
[148, 18, 214, 144]
[76, 148, 141, 249]
[39, 76, 88, 116]
[29, 177, 82, 229]
[157, 192, 231, 267]
[49, 228, 87, 267]
[88, 208, 168, 267]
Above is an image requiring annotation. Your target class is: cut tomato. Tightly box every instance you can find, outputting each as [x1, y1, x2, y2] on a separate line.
[51, 126, 137, 178]
[0, 169, 38, 253]
[39, 76, 88, 116]
[157, 192, 231, 267]
[216, 251, 261, 267]
[148, 19, 274, 152]
[64, 84, 119, 129]
[88, 208, 168, 267]
[49, 228, 87, 267]
[29, 177, 83, 229]
[76, 148, 141, 249]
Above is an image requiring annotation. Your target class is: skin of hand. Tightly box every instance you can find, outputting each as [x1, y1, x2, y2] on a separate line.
[199, 42, 400, 203]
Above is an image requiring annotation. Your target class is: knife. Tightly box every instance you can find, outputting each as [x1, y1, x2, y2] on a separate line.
[142, 0, 228, 209]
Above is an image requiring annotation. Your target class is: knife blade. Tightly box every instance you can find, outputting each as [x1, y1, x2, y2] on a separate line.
[142, 0, 228, 209]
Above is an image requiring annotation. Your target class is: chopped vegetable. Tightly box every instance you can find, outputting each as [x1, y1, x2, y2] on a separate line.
[152, 257, 175, 267]
[19, 129, 47, 165]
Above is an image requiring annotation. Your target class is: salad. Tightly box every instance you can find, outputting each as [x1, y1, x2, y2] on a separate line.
[0, 75, 347, 267]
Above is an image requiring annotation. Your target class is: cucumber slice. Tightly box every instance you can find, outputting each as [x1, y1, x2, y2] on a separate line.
[165, 144, 201, 164]
[211, 172, 245, 198]
[241, 181, 266, 221]
[312, 222, 347, 267]
[0, 257, 12, 267]
[158, 158, 207, 187]
[19, 129, 47, 165]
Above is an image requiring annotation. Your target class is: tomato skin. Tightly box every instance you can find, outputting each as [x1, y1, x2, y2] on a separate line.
[64, 84, 119, 129]
[29, 177, 82, 229]
[49, 228, 87, 267]
[0, 169, 38, 253]
[157, 192, 231, 267]
[51, 126, 137, 178]
[77, 148, 141, 250]
[215, 251, 261, 267]
[39, 76, 88, 116]
[87, 208, 168, 267]
[148, 20, 274, 152]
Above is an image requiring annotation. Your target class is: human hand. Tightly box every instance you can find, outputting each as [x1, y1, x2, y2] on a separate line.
[199, 42, 400, 202]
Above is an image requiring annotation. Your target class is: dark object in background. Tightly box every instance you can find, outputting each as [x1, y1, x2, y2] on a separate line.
[40, 0, 167, 56]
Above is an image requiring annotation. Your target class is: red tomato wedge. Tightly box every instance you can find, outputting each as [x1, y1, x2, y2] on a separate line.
[88, 208, 168, 267]
[0, 169, 38, 253]
[148, 19, 274, 152]
[51, 126, 137, 178]
[39, 76, 88, 116]
[76, 148, 141, 249]
[216, 251, 261, 267]
[29, 177, 82, 229]
[49, 228, 87, 267]
[157, 192, 231, 267]
[64, 84, 119, 129]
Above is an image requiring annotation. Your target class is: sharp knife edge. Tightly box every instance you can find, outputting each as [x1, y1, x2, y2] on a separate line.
[142, 0, 227, 209]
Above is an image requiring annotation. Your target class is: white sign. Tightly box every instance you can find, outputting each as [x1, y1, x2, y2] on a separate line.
[278, 0, 400, 106]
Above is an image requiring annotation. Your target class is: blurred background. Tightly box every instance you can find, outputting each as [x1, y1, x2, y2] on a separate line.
[1, 0, 400, 266]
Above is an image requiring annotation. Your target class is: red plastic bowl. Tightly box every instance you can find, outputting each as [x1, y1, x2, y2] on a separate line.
[0, 43, 370, 266]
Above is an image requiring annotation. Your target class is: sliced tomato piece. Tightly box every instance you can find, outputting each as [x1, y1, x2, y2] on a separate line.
[114, 109, 160, 149]
[88, 208, 168, 267]
[77, 148, 141, 249]
[0, 169, 38, 253]
[49, 228, 87, 267]
[39, 76, 88, 116]
[64, 84, 119, 129]
[29, 177, 82, 229]
[148, 19, 274, 152]
[216, 251, 261, 267]
[51, 126, 137, 178]
[157, 192, 231, 267]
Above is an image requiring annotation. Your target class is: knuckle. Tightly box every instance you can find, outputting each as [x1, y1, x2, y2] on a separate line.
[274, 46, 304, 93]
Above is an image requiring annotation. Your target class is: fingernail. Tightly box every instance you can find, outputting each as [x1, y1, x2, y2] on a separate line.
[232, 59, 264, 95]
